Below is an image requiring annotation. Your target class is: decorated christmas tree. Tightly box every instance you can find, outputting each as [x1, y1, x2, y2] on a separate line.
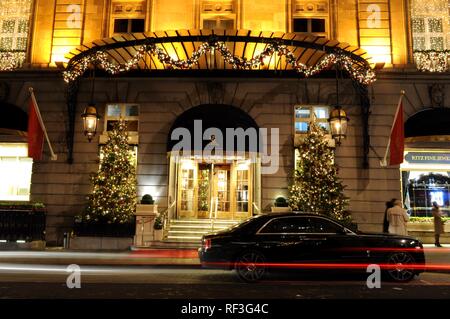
[289, 121, 351, 224]
[82, 120, 137, 224]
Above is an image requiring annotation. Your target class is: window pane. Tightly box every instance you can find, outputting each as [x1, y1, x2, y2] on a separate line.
[107, 104, 121, 117]
[203, 19, 217, 29]
[114, 19, 129, 33]
[295, 108, 310, 118]
[413, 37, 426, 51]
[295, 122, 308, 133]
[311, 19, 325, 32]
[260, 217, 314, 234]
[2, 20, 15, 33]
[125, 105, 139, 116]
[430, 37, 444, 51]
[219, 19, 234, 29]
[131, 19, 145, 32]
[311, 218, 343, 233]
[317, 122, 330, 131]
[412, 18, 425, 33]
[293, 18, 308, 32]
[314, 106, 329, 119]
[428, 18, 443, 33]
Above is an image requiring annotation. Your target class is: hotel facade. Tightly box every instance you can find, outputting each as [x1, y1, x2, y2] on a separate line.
[0, 0, 449, 246]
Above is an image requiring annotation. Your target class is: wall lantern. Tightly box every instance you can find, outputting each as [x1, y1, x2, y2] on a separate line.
[81, 104, 100, 142]
[328, 106, 349, 146]
[329, 63, 349, 146]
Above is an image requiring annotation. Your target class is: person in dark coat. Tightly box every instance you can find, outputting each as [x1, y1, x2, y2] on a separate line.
[383, 198, 396, 233]
[432, 202, 444, 247]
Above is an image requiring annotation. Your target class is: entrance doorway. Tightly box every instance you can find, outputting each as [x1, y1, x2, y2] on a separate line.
[176, 159, 253, 220]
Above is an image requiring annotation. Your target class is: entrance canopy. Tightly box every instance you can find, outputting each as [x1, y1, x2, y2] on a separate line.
[64, 29, 375, 85]
[167, 104, 260, 154]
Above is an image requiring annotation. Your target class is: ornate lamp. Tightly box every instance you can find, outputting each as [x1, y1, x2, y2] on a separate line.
[328, 106, 349, 146]
[81, 104, 100, 142]
[328, 63, 349, 146]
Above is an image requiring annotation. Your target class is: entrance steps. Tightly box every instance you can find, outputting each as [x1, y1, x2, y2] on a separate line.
[164, 219, 240, 243]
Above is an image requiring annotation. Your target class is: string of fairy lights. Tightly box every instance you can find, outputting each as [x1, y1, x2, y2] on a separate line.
[414, 50, 450, 72]
[0, 51, 26, 71]
[63, 41, 377, 85]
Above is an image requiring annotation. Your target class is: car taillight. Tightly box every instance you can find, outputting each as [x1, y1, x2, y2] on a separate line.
[203, 238, 211, 250]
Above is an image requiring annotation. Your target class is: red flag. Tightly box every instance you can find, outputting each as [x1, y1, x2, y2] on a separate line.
[389, 100, 404, 166]
[27, 96, 44, 160]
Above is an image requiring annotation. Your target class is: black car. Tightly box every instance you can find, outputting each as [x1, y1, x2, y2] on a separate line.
[198, 212, 426, 282]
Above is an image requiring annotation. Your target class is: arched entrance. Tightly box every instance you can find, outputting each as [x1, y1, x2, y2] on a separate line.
[401, 107, 450, 217]
[166, 104, 261, 221]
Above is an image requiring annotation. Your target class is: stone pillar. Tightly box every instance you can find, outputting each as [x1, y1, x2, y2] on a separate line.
[134, 204, 158, 247]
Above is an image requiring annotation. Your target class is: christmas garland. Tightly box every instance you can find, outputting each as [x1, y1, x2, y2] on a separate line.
[63, 41, 376, 85]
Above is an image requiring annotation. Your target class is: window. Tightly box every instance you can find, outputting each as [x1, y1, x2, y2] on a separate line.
[410, 0, 450, 51]
[294, 105, 330, 134]
[113, 18, 145, 34]
[105, 104, 139, 134]
[0, 143, 32, 201]
[200, 0, 236, 30]
[293, 18, 326, 35]
[291, 1, 329, 37]
[310, 217, 343, 233]
[259, 217, 314, 234]
[202, 17, 234, 29]
[0, 0, 33, 70]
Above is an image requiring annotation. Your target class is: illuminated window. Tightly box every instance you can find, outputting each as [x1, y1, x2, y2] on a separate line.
[0, 143, 32, 201]
[200, 0, 236, 29]
[110, 0, 147, 36]
[105, 104, 139, 134]
[294, 105, 330, 134]
[0, 0, 33, 70]
[411, 0, 450, 51]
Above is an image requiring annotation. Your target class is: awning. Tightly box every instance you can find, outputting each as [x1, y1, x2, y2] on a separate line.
[64, 29, 375, 85]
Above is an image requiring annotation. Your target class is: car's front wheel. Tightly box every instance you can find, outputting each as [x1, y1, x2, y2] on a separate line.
[385, 252, 416, 282]
[234, 251, 266, 283]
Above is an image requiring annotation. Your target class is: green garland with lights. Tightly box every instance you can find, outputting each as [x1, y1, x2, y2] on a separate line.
[289, 121, 351, 224]
[81, 120, 137, 224]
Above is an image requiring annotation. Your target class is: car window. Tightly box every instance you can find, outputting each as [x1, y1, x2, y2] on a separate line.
[310, 218, 343, 234]
[259, 217, 314, 234]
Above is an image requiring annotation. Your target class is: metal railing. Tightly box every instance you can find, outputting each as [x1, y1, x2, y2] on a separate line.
[0, 209, 46, 242]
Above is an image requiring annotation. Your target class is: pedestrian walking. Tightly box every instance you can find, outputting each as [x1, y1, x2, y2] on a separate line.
[387, 199, 409, 236]
[432, 202, 444, 247]
[383, 198, 395, 233]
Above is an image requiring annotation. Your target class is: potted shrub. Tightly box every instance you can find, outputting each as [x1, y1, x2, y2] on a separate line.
[153, 215, 164, 241]
[271, 197, 293, 213]
[136, 194, 157, 215]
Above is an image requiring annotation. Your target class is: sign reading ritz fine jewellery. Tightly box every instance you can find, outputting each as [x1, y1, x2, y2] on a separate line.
[405, 152, 450, 165]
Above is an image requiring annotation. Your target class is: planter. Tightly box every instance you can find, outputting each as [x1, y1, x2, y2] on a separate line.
[271, 206, 293, 213]
[69, 236, 133, 250]
[153, 229, 164, 241]
[134, 204, 159, 247]
[73, 221, 135, 237]
[0, 207, 46, 242]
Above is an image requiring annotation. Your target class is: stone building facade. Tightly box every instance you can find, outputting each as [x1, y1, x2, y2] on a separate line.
[1, 0, 449, 245]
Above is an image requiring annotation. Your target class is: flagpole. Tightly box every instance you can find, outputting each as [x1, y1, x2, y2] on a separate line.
[29, 87, 58, 161]
[380, 90, 405, 167]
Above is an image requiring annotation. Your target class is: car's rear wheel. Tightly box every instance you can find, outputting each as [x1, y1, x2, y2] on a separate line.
[386, 252, 416, 282]
[234, 251, 266, 283]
